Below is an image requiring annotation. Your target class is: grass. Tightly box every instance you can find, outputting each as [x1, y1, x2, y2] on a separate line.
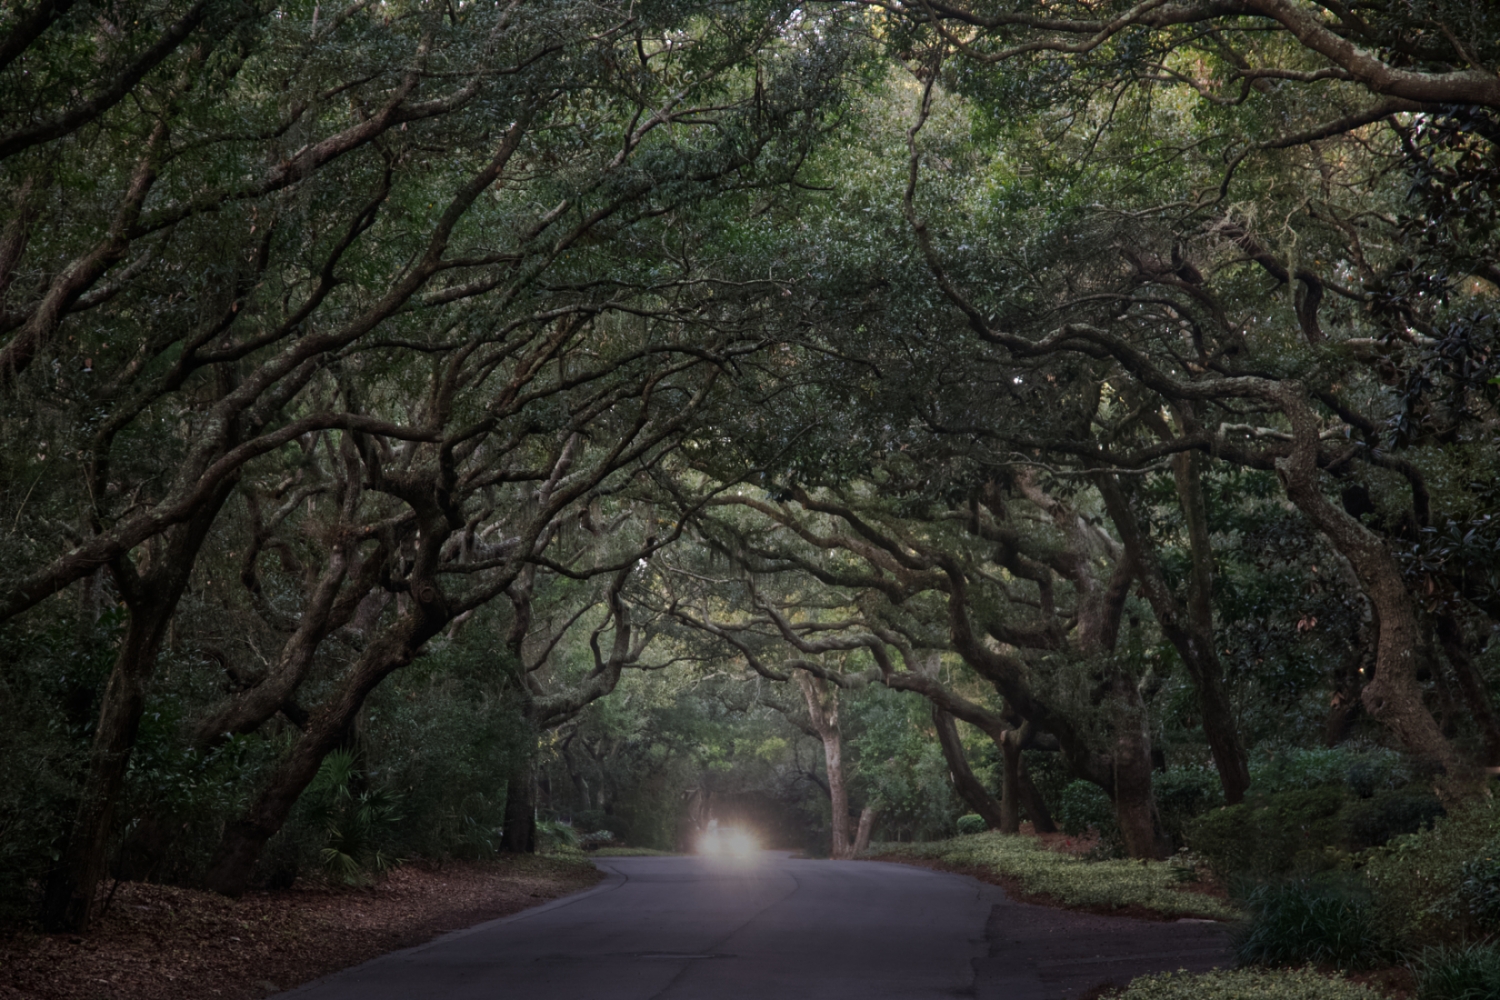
[870, 831, 1239, 920]
[1111, 967, 1381, 999]
[588, 846, 680, 857]
[1412, 943, 1500, 1000]
[1234, 879, 1383, 969]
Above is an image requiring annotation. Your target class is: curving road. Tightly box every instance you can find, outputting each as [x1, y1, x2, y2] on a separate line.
[278, 853, 1230, 1000]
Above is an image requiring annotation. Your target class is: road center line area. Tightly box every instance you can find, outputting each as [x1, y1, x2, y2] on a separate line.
[277, 854, 1232, 1000]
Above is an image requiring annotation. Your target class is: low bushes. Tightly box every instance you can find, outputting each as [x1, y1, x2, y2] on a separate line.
[1413, 943, 1500, 1000]
[1057, 780, 1117, 838]
[1454, 839, 1500, 930]
[1188, 788, 1348, 882]
[873, 831, 1237, 919]
[1233, 878, 1383, 969]
[1111, 967, 1380, 1000]
[1187, 787, 1445, 883]
[955, 813, 987, 836]
[1358, 797, 1500, 947]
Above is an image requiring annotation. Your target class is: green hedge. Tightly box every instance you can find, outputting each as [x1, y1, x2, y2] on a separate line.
[1358, 796, 1500, 947]
[1188, 787, 1445, 882]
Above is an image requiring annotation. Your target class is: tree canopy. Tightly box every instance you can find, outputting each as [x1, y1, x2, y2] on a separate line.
[1, 0, 1495, 931]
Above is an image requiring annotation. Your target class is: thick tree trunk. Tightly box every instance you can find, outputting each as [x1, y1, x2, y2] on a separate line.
[795, 672, 851, 859]
[1271, 383, 1470, 797]
[1110, 676, 1170, 860]
[931, 706, 1006, 830]
[998, 731, 1022, 834]
[500, 763, 537, 854]
[1016, 752, 1058, 833]
[852, 805, 877, 855]
[42, 488, 231, 932]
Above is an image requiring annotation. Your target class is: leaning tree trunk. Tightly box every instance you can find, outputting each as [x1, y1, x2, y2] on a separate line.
[204, 590, 448, 896]
[931, 707, 1006, 830]
[852, 806, 878, 856]
[1271, 383, 1471, 798]
[42, 487, 232, 932]
[1015, 750, 1058, 834]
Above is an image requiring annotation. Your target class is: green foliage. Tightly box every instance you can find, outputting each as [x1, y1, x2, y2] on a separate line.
[1188, 788, 1348, 882]
[1360, 797, 1500, 947]
[877, 832, 1237, 919]
[955, 814, 987, 836]
[1413, 943, 1500, 1000]
[1057, 780, 1117, 838]
[1341, 791, 1446, 852]
[1454, 840, 1500, 930]
[1155, 766, 1225, 846]
[1248, 746, 1415, 796]
[536, 820, 582, 852]
[1234, 879, 1384, 970]
[301, 751, 403, 886]
[1113, 968, 1381, 1000]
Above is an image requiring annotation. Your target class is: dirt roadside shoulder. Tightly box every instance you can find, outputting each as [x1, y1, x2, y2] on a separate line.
[0, 855, 603, 1000]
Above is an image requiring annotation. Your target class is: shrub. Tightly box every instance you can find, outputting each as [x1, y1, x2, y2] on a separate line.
[1359, 796, 1500, 947]
[1234, 878, 1383, 970]
[536, 819, 581, 851]
[1249, 745, 1412, 796]
[1155, 765, 1225, 846]
[1413, 943, 1500, 1000]
[1187, 787, 1346, 882]
[1114, 967, 1380, 1000]
[955, 813, 987, 836]
[1454, 839, 1500, 930]
[1342, 789, 1445, 851]
[300, 750, 403, 885]
[1057, 780, 1116, 838]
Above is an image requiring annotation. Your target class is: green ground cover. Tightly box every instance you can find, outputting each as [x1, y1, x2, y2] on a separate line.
[870, 832, 1239, 920]
[1110, 968, 1380, 1000]
[588, 847, 681, 857]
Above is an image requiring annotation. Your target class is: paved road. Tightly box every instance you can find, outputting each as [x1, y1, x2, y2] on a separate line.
[279, 853, 1231, 1000]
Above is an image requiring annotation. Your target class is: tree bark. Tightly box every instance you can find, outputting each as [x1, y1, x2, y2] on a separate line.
[998, 730, 1022, 834]
[796, 672, 851, 859]
[1097, 464, 1250, 805]
[931, 706, 1006, 830]
[852, 805, 877, 855]
[1015, 751, 1058, 834]
[1270, 382, 1470, 798]
[500, 761, 537, 854]
[41, 484, 233, 932]
[203, 577, 450, 896]
[1110, 673, 1171, 860]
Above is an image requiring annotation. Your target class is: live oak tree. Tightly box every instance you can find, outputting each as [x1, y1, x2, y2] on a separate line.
[1, 0, 860, 927]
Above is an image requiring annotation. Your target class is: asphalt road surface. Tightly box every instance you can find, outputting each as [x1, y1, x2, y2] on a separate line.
[278, 853, 1231, 1000]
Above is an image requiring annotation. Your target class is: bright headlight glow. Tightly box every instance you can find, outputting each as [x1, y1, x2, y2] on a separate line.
[697, 825, 757, 857]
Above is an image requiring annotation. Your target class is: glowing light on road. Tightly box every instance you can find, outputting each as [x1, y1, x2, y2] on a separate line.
[697, 825, 759, 857]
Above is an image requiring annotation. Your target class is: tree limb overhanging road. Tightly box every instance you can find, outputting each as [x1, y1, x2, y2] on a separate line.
[277, 855, 1231, 1000]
